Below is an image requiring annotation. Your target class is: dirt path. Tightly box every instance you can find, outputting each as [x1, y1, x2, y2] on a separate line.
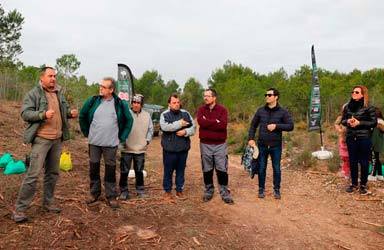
[0, 101, 383, 249]
[146, 130, 384, 250]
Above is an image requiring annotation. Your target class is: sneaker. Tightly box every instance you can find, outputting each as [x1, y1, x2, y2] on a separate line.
[163, 192, 172, 200]
[346, 185, 357, 193]
[377, 175, 384, 181]
[203, 193, 213, 202]
[119, 191, 130, 200]
[42, 205, 61, 213]
[274, 190, 281, 199]
[368, 175, 377, 181]
[106, 199, 120, 209]
[137, 193, 150, 199]
[12, 211, 27, 223]
[359, 186, 368, 195]
[258, 189, 265, 198]
[222, 197, 234, 205]
[176, 192, 187, 201]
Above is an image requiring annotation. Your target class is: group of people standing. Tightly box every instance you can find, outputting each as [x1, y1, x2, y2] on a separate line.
[11, 66, 295, 223]
[335, 85, 383, 195]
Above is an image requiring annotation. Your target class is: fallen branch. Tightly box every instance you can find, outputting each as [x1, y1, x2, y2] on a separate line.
[334, 243, 352, 250]
[55, 195, 83, 202]
[116, 234, 130, 244]
[356, 219, 383, 227]
[376, 231, 384, 237]
[355, 198, 382, 202]
[13, 129, 23, 137]
[192, 237, 201, 246]
[305, 170, 333, 175]
[50, 236, 61, 247]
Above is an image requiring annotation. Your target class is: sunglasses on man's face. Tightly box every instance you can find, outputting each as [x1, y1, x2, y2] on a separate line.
[264, 93, 275, 97]
[351, 91, 361, 94]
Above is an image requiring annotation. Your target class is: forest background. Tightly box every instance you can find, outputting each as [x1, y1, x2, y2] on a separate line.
[1, 4, 383, 128]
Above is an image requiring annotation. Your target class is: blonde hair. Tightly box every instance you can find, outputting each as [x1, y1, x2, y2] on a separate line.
[353, 85, 369, 107]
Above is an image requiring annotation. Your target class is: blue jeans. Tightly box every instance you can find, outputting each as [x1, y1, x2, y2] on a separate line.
[346, 137, 371, 186]
[162, 150, 188, 193]
[258, 144, 282, 191]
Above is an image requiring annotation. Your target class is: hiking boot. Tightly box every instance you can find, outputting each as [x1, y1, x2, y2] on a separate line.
[106, 199, 120, 209]
[203, 193, 213, 202]
[176, 192, 187, 201]
[42, 205, 61, 213]
[359, 186, 368, 195]
[222, 197, 234, 205]
[346, 185, 357, 193]
[377, 175, 384, 181]
[163, 192, 172, 200]
[274, 190, 281, 199]
[258, 189, 265, 198]
[137, 193, 150, 199]
[119, 191, 130, 201]
[12, 211, 27, 223]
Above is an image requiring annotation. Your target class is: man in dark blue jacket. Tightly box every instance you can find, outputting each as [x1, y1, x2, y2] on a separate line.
[248, 88, 293, 199]
[160, 94, 195, 201]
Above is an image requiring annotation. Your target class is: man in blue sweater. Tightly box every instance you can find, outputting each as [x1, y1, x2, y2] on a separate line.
[248, 88, 293, 199]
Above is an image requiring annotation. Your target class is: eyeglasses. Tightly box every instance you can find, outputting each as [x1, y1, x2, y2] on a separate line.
[351, 91, 360, 94]
[203, 95, 213, 98]
[99, 84, 110, 89]
[264, 93, 275, 97]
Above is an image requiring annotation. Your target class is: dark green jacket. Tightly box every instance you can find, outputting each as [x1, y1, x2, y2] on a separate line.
[21, 84, 73, 144]
[79, 94, 133, 142]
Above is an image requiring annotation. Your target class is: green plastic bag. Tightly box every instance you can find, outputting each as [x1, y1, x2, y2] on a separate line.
[0, 153, 13, 168]
[4, 160, 26, 175]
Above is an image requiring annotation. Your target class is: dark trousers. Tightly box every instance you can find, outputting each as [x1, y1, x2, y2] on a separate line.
[88, 144, 118, 200]
[347, 137, 371, 186]
[119, 152, 145, 194]
[162, 150, 188, 193]
[258, 144, 282, 191]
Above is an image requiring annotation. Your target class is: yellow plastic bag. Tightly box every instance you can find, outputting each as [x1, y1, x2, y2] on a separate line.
[60, 150, 72, 171]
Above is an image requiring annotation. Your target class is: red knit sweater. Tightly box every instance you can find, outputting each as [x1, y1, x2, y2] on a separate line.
[197, 104, 227, 144]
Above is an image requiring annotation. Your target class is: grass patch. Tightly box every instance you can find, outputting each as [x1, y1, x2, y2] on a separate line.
[293, 150, 316, 169]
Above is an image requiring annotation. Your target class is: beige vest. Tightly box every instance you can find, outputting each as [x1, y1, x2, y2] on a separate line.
[123, 110, 151, 154]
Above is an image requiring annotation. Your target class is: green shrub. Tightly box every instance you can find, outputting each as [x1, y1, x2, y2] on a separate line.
[293, 150, 316, 169]
[327, 151, 340, 173]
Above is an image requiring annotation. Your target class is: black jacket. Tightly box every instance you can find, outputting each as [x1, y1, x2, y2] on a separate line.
[341, 100, 376, 139]
[248, 104, 294, 147]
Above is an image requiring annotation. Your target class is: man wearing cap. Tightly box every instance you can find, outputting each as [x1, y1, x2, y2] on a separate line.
[119, 94, 153, 200]
[197, 88, 234, 205]
[248, 88, 294, 199]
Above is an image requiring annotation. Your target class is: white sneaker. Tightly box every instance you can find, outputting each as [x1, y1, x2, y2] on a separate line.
[377, 175, 384, 181]
[368, 175, 377, 181]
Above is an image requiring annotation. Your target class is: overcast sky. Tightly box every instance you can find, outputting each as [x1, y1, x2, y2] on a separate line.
[2, 0, 384, 87]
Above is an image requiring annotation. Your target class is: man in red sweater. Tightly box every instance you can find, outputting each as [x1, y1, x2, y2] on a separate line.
[197, 88, 234, 204]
